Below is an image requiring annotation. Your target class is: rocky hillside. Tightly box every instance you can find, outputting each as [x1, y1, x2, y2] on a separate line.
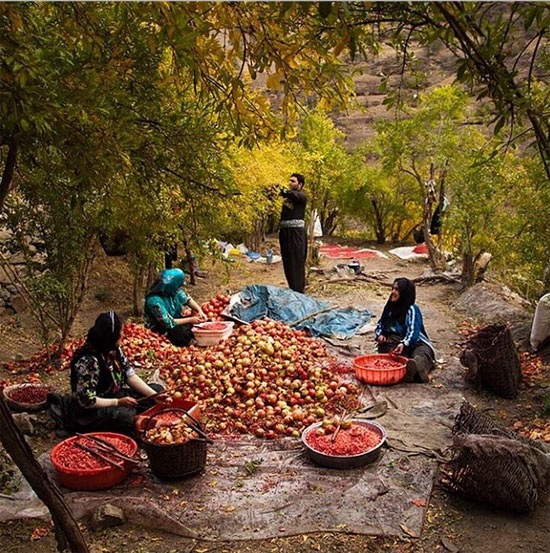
[334, 43, 459, 146]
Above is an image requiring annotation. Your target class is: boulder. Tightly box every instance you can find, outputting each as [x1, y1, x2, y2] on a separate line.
[90, 504, 126, 531]
[12, 413, 34, 436]
[9, 251, 26, 265]
[10, 294, 28, 313]
[0, 267, 11, 285]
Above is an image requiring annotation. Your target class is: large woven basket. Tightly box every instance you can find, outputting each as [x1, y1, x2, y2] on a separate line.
[460, 324, 522, 398]
[443, 433, 550, 513]
[453, 401, 547, 452]
[142, 408, 208, 480]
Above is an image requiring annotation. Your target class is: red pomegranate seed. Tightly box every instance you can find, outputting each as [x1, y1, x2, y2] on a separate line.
[306, 424, 382, 456]
[8, 386, 49, 404]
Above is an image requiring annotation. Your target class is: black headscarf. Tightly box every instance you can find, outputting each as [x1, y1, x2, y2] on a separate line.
[69, 311, 124, 395]
[380, 278, 416, 328]
[81, 311, 122, 355]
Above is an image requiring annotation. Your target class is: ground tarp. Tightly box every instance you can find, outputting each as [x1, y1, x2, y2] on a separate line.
[228, 285, 373, 338]
[0, 438, 435, 541]
[320, 245, 387, 259]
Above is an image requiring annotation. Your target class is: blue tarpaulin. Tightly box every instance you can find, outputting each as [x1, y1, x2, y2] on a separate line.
[229, 285, 373, 338]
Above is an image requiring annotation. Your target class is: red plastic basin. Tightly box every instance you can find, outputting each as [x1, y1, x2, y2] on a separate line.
[353, 354, 408, 386]
[50, 432, 137, 491]
[134, 398, 201, 436]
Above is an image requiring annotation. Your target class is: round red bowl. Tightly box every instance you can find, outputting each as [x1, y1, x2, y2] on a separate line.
[50, 432, 137, 491]
[301, 420, 387, 469]
[353, 354, 408, 385]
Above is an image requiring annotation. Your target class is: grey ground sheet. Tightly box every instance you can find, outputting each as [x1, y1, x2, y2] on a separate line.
[0, 322, 466, 540]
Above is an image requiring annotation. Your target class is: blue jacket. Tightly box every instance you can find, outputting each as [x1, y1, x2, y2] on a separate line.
[375, 304, 434, 353]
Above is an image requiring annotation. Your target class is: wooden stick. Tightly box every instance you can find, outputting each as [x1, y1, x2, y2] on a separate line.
[136, 388, 174, 403]
[75, 434, 138, 464]
[289, 306, 334, 327]
[179, 416, 214, 444]
[73, 441, 125, 471]
[147, 419, 213, 445]
[331, 410, 347, 443]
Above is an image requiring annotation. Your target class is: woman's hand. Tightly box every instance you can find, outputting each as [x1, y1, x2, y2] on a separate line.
[188, 315, 204, 325]
[377, 335, 387, 344]
[196, 309, 208, 322]
[117, 396, 138, 407]
[393, 343, 404, 355]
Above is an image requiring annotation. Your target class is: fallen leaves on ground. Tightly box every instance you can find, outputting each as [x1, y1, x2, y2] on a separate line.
[399, 524, 418, 538]
[520, 352, 550, 388]
[513, 417, 550, 442]
[31, 526, 51, 541]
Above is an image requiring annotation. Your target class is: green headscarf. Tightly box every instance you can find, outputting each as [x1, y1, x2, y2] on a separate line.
[146, 269, 185, 298]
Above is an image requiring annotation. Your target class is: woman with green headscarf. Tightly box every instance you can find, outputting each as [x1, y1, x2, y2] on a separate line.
[144, 269, 207, 346]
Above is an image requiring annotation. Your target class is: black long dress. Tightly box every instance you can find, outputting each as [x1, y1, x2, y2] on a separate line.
[279, 189, 307, 293]
[68, 346, 161, 436]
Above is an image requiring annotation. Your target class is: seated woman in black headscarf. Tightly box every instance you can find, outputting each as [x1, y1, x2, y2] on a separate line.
[69, 311, 163, 435]
[374, 278, 435, 383]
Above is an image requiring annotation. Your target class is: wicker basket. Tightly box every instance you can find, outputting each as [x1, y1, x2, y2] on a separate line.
[453, 401, 547, 452]
[142, 408, 208, 480]
[460, 324, 522, 398]
[443, 433, 550, 513]
[3, 383, 51, 413]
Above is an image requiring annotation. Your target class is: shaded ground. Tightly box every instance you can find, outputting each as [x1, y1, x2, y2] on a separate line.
[1, 237, 549, 552]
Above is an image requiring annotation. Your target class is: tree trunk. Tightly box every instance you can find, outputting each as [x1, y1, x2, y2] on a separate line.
[132, 265, 145, 316]
[183, 239, 195, 286]
[0, 142, 17, 213]
[423, 164, 447, 272]
[461, 251, 475, 287]
[370, 198, 386, 244]
[323, 208, 339, 236]
[146, 261, 157, 290]
[0, 396, 89, 552]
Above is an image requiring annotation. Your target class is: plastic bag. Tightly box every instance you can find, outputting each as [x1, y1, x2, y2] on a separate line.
[530, 293, 550, 351]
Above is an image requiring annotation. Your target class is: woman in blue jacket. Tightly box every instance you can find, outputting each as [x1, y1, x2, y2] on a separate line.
[375, 278, 435, 382]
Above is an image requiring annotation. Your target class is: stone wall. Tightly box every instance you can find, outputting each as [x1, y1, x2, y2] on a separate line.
[0, 228, 45, 316]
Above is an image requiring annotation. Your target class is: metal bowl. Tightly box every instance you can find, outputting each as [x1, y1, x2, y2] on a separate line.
[301, 419, 387, 469]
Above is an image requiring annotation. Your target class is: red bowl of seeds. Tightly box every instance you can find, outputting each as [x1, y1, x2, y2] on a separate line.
[302, 420, 387, 469]
[353, 354, 408, 385]
[50, 432, 137, 490]
[3, 383, 51, 412]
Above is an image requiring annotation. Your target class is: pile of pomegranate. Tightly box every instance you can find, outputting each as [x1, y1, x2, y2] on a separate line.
[183, 294, 231, 321]
[160, 318, 361, 438]
[2, 293, 364, 441]
[2, 322, 177, 375]
[144, 419, 199, 445]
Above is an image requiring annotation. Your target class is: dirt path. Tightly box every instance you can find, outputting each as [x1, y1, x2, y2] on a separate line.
[1, 239, 549, 552]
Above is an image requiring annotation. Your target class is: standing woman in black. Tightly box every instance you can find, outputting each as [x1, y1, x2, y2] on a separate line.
[279, 173, 307, 293]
